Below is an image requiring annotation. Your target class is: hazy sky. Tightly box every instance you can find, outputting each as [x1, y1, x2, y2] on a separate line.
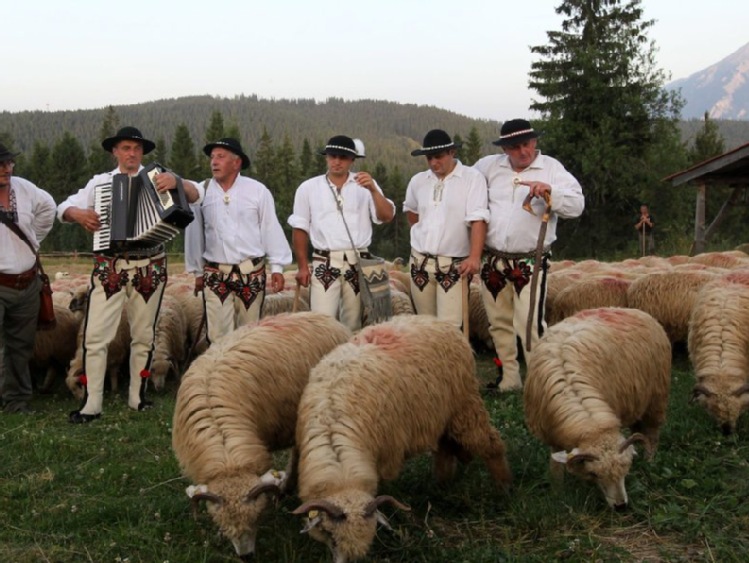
[6, 1, 747, 121]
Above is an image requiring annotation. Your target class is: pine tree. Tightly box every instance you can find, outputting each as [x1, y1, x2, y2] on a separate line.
[254, 128, 278, 195]
[204, 110, 225, 144]
[453, 133, 467, 163]
[299, 138, 313, 178]
[169, 124, 199, 178]
[87, 107, 120, 176]
[688, 112, 725, 165]
[51, 132, 91, 251]
[528, 0, 686, 257]
[463, 126, 483, 166]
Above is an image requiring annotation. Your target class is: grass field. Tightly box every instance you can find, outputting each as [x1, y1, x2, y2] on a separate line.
[2, 345, 749, 562]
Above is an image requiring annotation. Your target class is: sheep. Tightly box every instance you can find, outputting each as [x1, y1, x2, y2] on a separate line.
[688, 271, 749, 434]
[627, 270, 717, 344]
[387, 269, 411, 296]
[689, 251, 749, 270]
[149, 294, 188, 391]
[32, 305, 83, 393]
[548, 276, 631, 326]
[390, 289, 414, 316]
[468, 284, 493, 351]
[172, 312, 351, 560]
[293, 315, 512, 562]
[524, 307, 671, 510]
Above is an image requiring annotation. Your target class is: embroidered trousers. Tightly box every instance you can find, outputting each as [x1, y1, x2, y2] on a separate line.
[203, 258, 266, 344]
[480, 254, 548, 390]
[310, 250, 362, 332]
[409, 250, 466, 330]
[79, 254, 166, 415]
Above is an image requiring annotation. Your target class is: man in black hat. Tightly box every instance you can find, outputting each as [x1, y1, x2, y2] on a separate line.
[57, 126, 201, 423]
[404, 129, 488, 330]
[184, 138, 291, 344]
[0, 143, 56, 414]
[474, 119, 584, 391]
[288, 135, 394, 331]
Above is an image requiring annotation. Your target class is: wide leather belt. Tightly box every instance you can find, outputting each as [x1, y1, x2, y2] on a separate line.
[0, 266, 37, 290]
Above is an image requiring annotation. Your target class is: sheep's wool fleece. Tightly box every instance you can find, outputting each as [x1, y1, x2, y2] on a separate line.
[524, 307, 671, 449]
[296, 315, 497, 500]
[688, 272, 749, 392]
[172, 312, 351, 484]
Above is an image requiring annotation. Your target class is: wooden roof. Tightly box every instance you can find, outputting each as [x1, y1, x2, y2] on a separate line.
[665, 141, 749, 187]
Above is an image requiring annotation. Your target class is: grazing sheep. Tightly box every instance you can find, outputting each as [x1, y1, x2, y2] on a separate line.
[627, 270, 717, 344]
[689, 251, 749, 270]
[293, 315, 512, 562]
[32, 305, 83, 392]
[548, 276, 630, 326]
[390, 289, 414, 316]
[387, 269, 411, 296]
[149, 295, 188, 391]
[688, 272, 749, 434]
[468, 285, 493, 351]
[172, 312, 351, 560]
[524, 307, 671, 509]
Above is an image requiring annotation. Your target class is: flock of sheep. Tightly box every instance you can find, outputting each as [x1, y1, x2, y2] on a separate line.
[35, 248, 749, 562]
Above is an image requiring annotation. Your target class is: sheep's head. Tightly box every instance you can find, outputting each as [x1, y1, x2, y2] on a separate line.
[186, 469, 287, 560]
[149, 358, 177, 391]
[293, 490, 410, 562]
[551, 433, 648, 511]
[692, 382, 749, 435]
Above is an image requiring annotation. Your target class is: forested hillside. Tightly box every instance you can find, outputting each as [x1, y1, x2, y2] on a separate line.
[2, 95, 749, 260]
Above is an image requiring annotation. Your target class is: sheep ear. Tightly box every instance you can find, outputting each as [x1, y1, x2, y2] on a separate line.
[260, 468, 288, 488]
[551, 448, 578, 464]
[300, 514, 322, 534]
[375, 511, 392, 531]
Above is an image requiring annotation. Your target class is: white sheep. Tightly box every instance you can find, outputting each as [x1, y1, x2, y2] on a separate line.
[627, 270, 717, 344]
[149, 294, 188, 391]
[293, 315, 512, 562]
[688, 271, 749, 434]
[172, 312, 351, 560]
[32, 304, 83, 392]
[524, 307, 671, 510]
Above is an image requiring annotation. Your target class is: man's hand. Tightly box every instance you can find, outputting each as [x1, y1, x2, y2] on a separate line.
[154, 172, 179, 193]
[194, 276, 204, 296]
[295, 266, 311, 288]
[270, 273, 285, 293]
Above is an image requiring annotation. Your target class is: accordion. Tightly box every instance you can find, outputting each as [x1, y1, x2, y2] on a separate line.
[93, 163, 194, 253]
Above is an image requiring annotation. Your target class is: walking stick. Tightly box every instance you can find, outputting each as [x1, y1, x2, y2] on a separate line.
[641, 223, 646, 257]
[462, 276, 470, 341]
[522, 191, 552, 353]
[292, 283, 301, 313]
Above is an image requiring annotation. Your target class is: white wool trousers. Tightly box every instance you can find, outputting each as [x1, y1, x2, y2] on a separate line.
[409, 251, 465, 331]
[202, 258, 266, 344]
[79, 254, 166, 415]
[480, 255, 548, 390]
[309, 249, 362, 332]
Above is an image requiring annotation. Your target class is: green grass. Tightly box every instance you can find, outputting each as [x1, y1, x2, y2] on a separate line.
[2, 352, 749, 562]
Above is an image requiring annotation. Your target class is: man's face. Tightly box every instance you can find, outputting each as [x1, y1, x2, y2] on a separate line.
[210, 148, 242, 184]
[112, 140, 144, 174]
[0, 160, 14, 190]
[640, 205, 648, 216]
[326, 154, 355, 177]
[503, 138, 538, 171]
[426, 150, 457, 179]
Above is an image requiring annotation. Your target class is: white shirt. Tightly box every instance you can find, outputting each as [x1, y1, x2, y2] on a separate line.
[184, 176, 292, 275]
[1, 177, 56, 274]
[474, 152, 584, 253]
[403, 160, 489, 257]
[288, 173, 395, 251]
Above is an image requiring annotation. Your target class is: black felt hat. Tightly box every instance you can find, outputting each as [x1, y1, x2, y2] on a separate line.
[318, 135, 362, 158]
[411, 129, 462, 156]
[492, 119, 540, 147]
[203, 138, 251, 170]
[102, 126, 156, 154]
[0, 143, 20, 162]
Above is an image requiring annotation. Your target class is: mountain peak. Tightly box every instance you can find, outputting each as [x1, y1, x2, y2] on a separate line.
[668, 41, 749, 120]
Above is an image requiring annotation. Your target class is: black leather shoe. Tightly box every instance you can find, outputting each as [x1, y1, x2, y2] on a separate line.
[69, 410, 101, 424]
[138, 400, 154, 411]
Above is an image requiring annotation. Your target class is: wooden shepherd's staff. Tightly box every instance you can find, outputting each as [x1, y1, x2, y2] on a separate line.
[522, 190, 552, 353]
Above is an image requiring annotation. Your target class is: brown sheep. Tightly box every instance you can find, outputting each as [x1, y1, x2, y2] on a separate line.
[525, 307, 671, 509]
[293, 315, 512, 562]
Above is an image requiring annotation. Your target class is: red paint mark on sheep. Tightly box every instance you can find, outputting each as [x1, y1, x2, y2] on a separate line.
[574, 308, 634, 325]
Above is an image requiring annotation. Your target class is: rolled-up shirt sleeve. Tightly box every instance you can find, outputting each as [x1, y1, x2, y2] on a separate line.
[33, 187, 57, 243]
[184, 201, 205, 276]
[464, 172, 489, 225]
[288, 182, 311, 232]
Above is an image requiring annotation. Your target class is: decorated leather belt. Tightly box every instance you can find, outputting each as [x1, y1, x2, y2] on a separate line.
[205, 257, 264, 269]
[97, 244, 166, 261]
[314, 249, 372, 259]
[484, 247, 550, 260]
[0, 266, 37, 290]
